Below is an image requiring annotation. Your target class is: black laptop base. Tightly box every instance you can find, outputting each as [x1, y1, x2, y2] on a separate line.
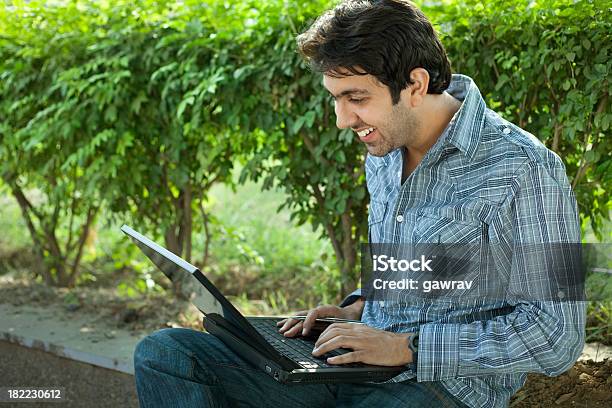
[204, 314, 403, 384]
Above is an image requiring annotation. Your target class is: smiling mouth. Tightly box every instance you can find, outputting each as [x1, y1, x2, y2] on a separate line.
[356, 127, 377, 142]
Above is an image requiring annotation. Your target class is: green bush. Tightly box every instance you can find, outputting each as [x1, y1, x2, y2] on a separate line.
[0, 0, 609, 294]
[0, 1, 239, 291]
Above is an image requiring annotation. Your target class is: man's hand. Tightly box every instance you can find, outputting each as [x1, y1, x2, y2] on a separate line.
[312, 323, 413, 366]
[276, 298, 365, 337]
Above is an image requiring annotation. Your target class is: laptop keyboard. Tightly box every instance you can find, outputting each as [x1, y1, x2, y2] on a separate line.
[250, 318, 365, 369]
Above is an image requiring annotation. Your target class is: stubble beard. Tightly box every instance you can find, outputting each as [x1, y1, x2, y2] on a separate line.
[365, 103, 420, 157]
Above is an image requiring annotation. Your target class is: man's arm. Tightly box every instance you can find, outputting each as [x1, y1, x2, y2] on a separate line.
[417, 160, 586, 381]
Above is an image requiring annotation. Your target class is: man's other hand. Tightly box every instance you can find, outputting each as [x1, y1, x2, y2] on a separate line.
[276, 298, 364, 337]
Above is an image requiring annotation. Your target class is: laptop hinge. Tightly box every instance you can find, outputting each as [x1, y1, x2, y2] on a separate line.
[204, 313, 297, 370]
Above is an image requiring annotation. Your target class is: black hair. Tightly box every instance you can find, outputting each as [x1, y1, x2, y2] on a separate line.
[297, 0, 452, 104]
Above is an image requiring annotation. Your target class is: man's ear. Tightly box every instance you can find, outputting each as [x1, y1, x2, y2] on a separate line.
[406, 68, 430, 107]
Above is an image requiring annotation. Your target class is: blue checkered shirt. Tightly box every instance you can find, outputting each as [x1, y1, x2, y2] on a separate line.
[341, 74, 586, 407]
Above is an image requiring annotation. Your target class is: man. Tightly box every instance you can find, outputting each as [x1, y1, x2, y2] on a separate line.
[134, 1, 585, 407]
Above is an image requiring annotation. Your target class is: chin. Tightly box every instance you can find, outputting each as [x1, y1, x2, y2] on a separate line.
[365, 145, 393, 157]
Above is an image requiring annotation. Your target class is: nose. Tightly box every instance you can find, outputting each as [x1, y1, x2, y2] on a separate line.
[334, 100, 358, 130]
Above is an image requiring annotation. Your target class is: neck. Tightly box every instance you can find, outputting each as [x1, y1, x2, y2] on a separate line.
[406, 92, 461, 161]
[401, 92, 461, 180]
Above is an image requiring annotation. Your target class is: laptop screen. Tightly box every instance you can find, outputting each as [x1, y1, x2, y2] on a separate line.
[121, 225, 306, 368]
[121, 225, 243, 326]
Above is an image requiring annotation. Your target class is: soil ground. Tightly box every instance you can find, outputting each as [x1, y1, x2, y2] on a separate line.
[510, 359, 612, 407]
[0, 341, 138, 407]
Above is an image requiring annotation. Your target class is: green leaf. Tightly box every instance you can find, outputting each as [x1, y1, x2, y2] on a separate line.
[292, 116, 306, 135]
[334, 150, 346, 163]
[336, 199, 346, 214]
[304, 111, 316, 128]
[562, 80, 571, 91]
[177, 96, 195, 120]
[105, 105, 117, 123]
[582, 39, 591, 50]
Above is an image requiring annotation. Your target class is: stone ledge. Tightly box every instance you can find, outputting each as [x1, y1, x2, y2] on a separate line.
[0, 303, 144, 375]
[1, 330, 135, 375]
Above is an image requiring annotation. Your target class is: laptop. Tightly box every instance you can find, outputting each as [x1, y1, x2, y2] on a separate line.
[121, 224, 404, 384]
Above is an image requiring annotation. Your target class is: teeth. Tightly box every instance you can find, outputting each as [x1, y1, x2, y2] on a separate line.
[357, 127, 375, 137]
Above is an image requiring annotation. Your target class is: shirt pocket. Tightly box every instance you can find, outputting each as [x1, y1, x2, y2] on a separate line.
[368, 199, 387, 243]
[414, 202, 493, 244]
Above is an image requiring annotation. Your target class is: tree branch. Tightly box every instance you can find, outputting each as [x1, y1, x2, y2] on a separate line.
[67, 206, 97, 287]
[311, 183, 343, 265]
[552, 123, 562, 153]
[199, 201, 211, 268]
[65, 166, 78, 255]
[183, 182, 192, 262]
[7, 181, 52, 284]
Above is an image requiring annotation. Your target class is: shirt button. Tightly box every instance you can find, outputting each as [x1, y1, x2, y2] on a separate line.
[396, 214, 404, 223]
[502, 127, 511, 134]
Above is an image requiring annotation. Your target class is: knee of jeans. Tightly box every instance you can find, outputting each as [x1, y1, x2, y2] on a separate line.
[133, 328, 194, 373]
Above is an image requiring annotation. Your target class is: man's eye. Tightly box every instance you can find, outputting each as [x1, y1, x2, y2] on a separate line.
[349, 98, 364, 104]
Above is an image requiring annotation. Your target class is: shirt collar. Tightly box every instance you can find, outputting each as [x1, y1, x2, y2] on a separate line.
[441, 74, 486, 161]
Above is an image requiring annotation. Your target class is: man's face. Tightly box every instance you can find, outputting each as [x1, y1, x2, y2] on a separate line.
[323, 72, 420, 157]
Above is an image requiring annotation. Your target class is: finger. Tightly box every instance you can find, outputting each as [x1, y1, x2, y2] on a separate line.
[327, 351, 364, 365]
[283, 321, 304, 337]
[315, 322, 355, 346]
[302, 305, 343, 335]
[313, 334, 357, 356]
[316, 322, 371, 348]
[278, 311, 308, 333]
[276, 310, 308, 326]
[278, 318, 296, 333]
[314, 326, 344, 348]
[293, 310, 309, 317]
[301, 308, 322, 335]
[279, 318, 302, 333]
[278, 310, 308, 327]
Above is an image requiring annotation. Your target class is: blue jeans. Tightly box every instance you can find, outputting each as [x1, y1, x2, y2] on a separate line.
[134, 328, 466, 407]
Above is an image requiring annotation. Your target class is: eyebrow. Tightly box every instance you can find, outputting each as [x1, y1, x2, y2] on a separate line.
[328, 88, 371, 99]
